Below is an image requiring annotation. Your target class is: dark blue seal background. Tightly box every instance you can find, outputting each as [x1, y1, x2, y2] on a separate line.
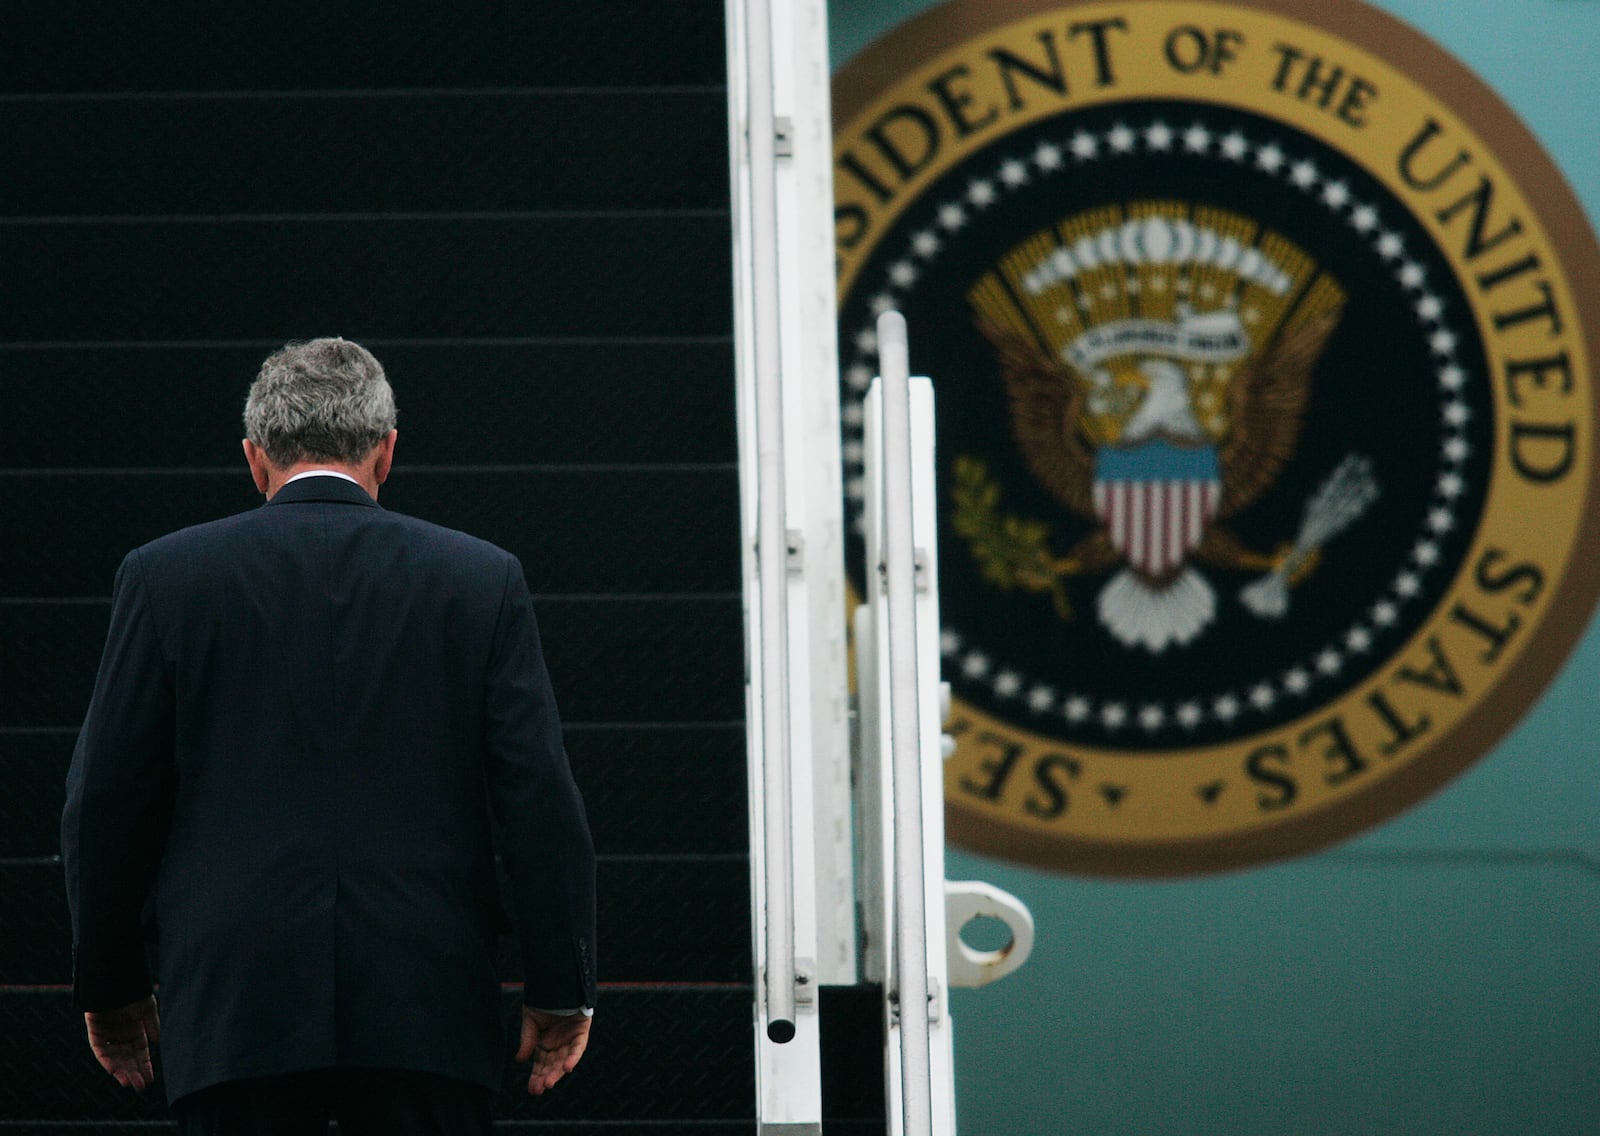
[838, 100, 1494, 750]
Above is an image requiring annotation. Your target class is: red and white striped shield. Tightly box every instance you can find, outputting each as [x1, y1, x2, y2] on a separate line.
[1092, 443, 1222, 578]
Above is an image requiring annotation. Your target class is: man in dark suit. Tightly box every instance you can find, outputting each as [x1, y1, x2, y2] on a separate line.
[62, 337, 597, 1134]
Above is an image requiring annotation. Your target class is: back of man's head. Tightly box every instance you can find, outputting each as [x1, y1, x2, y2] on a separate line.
[244, 338, 397, 468]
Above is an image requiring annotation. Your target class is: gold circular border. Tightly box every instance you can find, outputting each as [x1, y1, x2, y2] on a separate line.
[834, 0, 1600, 874]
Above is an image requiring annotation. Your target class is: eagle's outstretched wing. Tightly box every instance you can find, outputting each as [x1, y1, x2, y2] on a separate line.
[976, 319, 1096, 518]
[1218, 309, 1341, 516]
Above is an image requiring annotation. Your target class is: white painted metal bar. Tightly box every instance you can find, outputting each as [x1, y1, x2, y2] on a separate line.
[743, 0, 798, 1048]
[864, 366, 960, 1136]
[728, 0, 832, 1126]
[876, 311, 935, 1136]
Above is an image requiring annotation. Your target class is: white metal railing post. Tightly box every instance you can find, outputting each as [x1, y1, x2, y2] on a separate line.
[744, 0, 797, 1047]
[728, 0, 832, 1127]
[860, 314, 1030, 1136]
[876, 312, 935, 1135]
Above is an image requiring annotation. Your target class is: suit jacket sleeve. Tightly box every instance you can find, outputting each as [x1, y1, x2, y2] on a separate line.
[61, 550, 176, 1011]
[484, 556, 598, 1009]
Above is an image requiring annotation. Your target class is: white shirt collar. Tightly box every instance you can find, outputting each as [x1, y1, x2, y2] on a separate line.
[283, 469, 363, 488]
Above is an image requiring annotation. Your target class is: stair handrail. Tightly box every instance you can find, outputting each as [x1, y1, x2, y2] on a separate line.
[876, 311, 935, 1134]
[743, 0, 798, 1047]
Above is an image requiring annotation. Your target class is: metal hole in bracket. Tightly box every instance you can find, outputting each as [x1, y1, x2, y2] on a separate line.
[958, 914, 1014, 954]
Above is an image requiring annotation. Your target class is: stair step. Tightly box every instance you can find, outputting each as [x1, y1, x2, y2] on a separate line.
[3, 216, 732, 343]
[0, 1, 726, 93]
[0, 343, 736, 469]
[0, 470, 739, 597]
[0, 597, 746, 728]
[0, 859, 751, 986]
[0, 724, 747, 862]
[0, 92, 728, 218]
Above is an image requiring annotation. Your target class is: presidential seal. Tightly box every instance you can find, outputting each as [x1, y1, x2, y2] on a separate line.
[833, 0, 1600, 873]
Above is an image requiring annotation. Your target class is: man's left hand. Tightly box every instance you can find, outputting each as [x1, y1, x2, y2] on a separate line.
[84, 995, 160, 1091]
[516, 1007, 591, 1096]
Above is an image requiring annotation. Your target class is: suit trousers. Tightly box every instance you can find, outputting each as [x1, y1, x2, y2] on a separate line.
[170, 1068, 493, 1136]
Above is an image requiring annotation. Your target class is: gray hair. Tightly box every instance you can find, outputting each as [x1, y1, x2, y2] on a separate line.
[244, 338, 397, 467]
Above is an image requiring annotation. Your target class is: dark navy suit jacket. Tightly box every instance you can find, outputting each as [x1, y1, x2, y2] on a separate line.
[61, 474, 597, 1103]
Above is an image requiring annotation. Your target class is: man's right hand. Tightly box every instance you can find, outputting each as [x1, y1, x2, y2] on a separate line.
[516, 1007, 591, 1096]
[84, 995, 161, 1091]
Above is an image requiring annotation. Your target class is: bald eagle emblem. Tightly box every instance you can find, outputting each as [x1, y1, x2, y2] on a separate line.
[959, 204, 1379, 652]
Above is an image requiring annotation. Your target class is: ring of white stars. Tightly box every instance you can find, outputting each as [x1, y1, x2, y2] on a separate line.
[844, 116, 1479, 736]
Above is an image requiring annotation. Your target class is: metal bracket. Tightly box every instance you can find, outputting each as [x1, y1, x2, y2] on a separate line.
[786, 529, 805, 574]
[913, 547, 930, 593]
[774, 116, 795, 157]
[794, 958, 816, 1007]
[945, 879, 1035, 988]
[885, 978, 941, 1022]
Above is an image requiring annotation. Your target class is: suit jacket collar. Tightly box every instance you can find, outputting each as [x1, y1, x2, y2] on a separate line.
[265, 474, 381, 508]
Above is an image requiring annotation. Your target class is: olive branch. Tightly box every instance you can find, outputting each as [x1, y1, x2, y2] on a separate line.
[951, 455, 1074, 620]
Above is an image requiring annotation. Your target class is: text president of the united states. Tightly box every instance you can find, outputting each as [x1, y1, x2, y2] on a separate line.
[61, 338, 597, 1134]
